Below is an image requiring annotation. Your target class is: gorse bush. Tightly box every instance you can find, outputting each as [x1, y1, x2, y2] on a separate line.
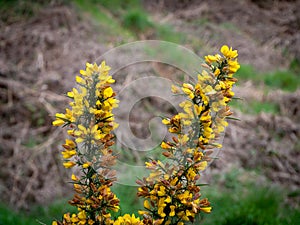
[52, 45, 240, 225]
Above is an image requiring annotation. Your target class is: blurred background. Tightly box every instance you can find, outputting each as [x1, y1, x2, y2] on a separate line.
[0, 0, 299, 224]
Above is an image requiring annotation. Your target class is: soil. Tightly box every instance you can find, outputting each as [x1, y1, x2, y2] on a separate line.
[0, 0, 299, 210]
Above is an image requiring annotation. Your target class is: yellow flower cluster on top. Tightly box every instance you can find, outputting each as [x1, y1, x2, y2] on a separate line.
[137, 45, 239, 225]
[52, 62, 120, 225]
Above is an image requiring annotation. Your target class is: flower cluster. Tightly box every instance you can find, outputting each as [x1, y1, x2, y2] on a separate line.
[136, 45, 239, 225]
[52, 62, 120, 225]
[52, 45, 239, 225]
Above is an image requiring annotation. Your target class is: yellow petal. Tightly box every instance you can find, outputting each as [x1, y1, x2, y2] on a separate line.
[171, 84, 180, 93]
[220, 45, 229, 55]
[198, 161, 207, 171]
[71, 174, 78, 181]
[161, 142, 171, 149]
[162, 118, 170, 125]
[82, 162, 91, 168]
[52, 119, 64, 126]
[76, 75, 85, 85]
[103, 87, 113, 98]
[80, 69, 88, 76]
[76, 137, 84, 143]
[61, 150, 76, 159]
[201, 206, 212, 213]
[144, 200, 151, 209]
[63, 161, 76, 168]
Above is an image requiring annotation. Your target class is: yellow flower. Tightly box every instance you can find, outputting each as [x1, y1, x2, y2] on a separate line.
[171, 84, 180, 93]
[200, 206, 212, 213]
[221, 45, 238, 58]
[161, 141, 172, 149]
[138, 210, 149, 216]
[182, 83, 195, 99]
[63, 161, 76, 168]
[185, 209, 193, 217]
[169, 205, 176, 216]
[214, 68, 220, 76]
[167, 115, 181, 133]
[67, 129, 75, 136]
[145, 161, 154, 168]
[228, 59, 240, 71]
[63, 139, 76, 149]
[80, 69, 91, 77]
[71, 174, 79, 181]
[204, 54, 221, 64]
[157, 186, 166, 196]
[61, 150, 76, 159]
[158, 199, 166, 217]
[178, 190, 191, 204]
[75, 124, 102, 143]
[71, 214, 79, 223]
[113, 214, 142, 225]
[179, 100, 193, 109]
[196, 161, 207, 171]
[63, 213, 71, 221]
[187, 168, 197, 181]
[164, 196, 171, 203]
[88, 219, 95, 225]
[52, 118, 65, 126]
[194, 104, 203, 115]
[53, 108, 74, 126]
[144, 200, 151, 209]
[204, 85, 214, 93]
[162, 118, 170, 125]
[153, 218, 164, 225]
[179, 134, 189, 145]
[78, 210, 87, 220]
[76, 75, 86, 85]
[103, 87, 114, 99]
[82, 162, 91, 168]
[170, 177, 178, 186]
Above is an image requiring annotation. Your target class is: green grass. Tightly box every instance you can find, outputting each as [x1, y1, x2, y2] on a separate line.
[100, 0, 186, 42]
[96, 0, 141, 11]
[1, 172, 299, 225]
[155, 24, 187, 44]
[230, 99, 280, 115]
[199, 168, 300, 225]
[0, 205, 33, 225]
[235, 64, 300, 92]
[264, 70, 299, 92]
[0, 198, 76, 225]
[122, 9, 153, 33]
[235, 64, 258, 81]
[73, 0, 134, 42]
[201, 184, 300, 225]
[290, 57, 300, 74]
[73, 0, 187, 43]
[0, 186, 142, 225]
[111, 184, 143, 216]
